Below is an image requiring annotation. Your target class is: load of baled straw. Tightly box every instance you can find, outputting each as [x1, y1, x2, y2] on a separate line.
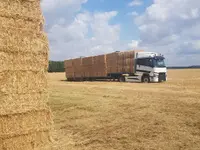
[0, 0, 53, 149]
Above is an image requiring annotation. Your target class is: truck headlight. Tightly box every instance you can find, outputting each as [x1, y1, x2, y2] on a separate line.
[153, 73, 159, 77]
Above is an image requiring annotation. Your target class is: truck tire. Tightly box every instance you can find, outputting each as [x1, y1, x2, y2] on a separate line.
[119, 76, 125, 82]
[142, 75, 150, 83]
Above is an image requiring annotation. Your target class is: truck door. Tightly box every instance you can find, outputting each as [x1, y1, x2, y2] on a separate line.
[136, 58, 152, 74]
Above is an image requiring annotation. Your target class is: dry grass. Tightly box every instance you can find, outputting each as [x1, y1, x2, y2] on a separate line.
[49, 69, 200, 150]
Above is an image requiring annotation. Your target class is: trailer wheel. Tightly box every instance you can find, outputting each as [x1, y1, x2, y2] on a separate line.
[119, 76, 125, 82]
[142, 75, 150, 83]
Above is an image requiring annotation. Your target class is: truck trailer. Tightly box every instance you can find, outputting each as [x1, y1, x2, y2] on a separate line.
[64, 50, 167, 83]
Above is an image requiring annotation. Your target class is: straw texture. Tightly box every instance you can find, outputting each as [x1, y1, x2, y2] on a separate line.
[0, 27, 48, 55]
[1, 131, 51, 150]
[0, 16, 43, 32]
[0, 110, 52, 138]
[93, 55, 107, 77]
[106, 52, 118, 74]
[0, 71, 48, 94]
[0, 0, 53, 149]
[0, 0, 43, 22]
[0, 52, 48, 72]
[0, 93, 49, 115]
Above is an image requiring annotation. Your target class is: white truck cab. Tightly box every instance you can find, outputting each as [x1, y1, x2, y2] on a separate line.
[125, 52, 167, 83]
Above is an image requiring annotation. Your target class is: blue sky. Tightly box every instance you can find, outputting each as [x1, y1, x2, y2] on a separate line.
[83, 0, 153, 42]
[41, 0, 200, 66]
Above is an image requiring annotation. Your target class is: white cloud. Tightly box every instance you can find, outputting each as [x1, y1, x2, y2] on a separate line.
[134, 0, 200, 65]
[91, 11, 120, 45]
[129, 0, 143, 7]
[47, 11, 121, 60]
[41, 0, 89, 30]
[41, 0, 87, 12]
[128, 40, 139, 48]
[128, 11, 139, 16]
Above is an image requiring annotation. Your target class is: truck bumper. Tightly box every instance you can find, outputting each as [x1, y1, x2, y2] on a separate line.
[150, 73, 167, 83]
[150, 76, 159, 82]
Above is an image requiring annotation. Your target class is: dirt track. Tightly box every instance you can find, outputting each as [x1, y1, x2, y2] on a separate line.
[48, 69, 200, 150]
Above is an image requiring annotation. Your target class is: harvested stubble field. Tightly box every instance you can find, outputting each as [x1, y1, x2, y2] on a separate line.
[49, 69, 200, 150]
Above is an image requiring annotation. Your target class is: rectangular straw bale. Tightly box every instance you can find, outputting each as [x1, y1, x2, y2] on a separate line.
[0, 16, 43, 33]
[0, 71, 47, 95]
[0, 52, 48, 72]
[72, 58, 82, 67]
[1, 131, 51, 150]
[64, 59, 73, 68]
[93, 71, 107, 77]
[82, 56, 93, 66]
[93, 63, 107, 77]
[73, 60, 82, 77]
[124, 50, 130, 58]
[0, 27, 48, 55]
[0, 0, 42, 22]
[107, 65, 118, 74]
[65, 72, 74, 78]
[117, 52, 124, 61]
[123, 58, 133, 73]
[117, 52, 125, 72]
[106, 52, 118, 59]
[0, 92, 49, 115]
[65, 67, 74, 72]
[88, 65, 94, 77]
[74, 72, 82, 78]
[65, 67, 74, 77]
[81, 65, 86, 78]
[93, 54, 106, 64]
[83, 65, 91, 77]
[106, 52, 118, 72]
[0, 110, 52, 139]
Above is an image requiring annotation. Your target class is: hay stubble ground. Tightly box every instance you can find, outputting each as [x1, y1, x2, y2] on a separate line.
[48, 69, 200, 150]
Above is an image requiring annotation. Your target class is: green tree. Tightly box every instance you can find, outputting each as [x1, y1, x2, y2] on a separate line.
[48, 61, 65, 72]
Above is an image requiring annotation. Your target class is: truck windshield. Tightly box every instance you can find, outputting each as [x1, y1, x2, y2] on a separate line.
[153, 58, 166, 67]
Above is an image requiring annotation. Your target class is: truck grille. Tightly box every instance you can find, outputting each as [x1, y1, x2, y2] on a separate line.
[159, 73, 166, 82]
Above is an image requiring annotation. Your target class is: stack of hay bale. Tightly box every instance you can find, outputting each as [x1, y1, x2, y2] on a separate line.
[123, 50, 136, 73]
[64, 59, 74, 79]
[82, 56, 93, 78]
[64, 50, 144, 79]
[93, 54, 107, 77]
[73, 58, 82, 78]
[117, 50, 135, 73]
[106, 52, 119, 74]
[117, 52, 125, 72]
[0, 0, 53, 149]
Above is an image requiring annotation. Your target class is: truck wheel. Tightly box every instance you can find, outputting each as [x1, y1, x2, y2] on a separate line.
[142, 76, 150, 83]
[119, 76, 125, 82]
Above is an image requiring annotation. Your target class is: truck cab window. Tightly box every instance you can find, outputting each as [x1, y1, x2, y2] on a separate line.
[137, 58, 153, 67]
[137, 59, 145, 66]
[153, 58, 166, 67]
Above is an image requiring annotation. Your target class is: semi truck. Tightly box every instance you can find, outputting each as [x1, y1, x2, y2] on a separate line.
[64, 50, 167, 83]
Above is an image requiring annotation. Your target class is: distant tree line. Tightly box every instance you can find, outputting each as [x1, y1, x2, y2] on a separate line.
[48, 61, 65, 72]
[167, 65, 200, 69]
